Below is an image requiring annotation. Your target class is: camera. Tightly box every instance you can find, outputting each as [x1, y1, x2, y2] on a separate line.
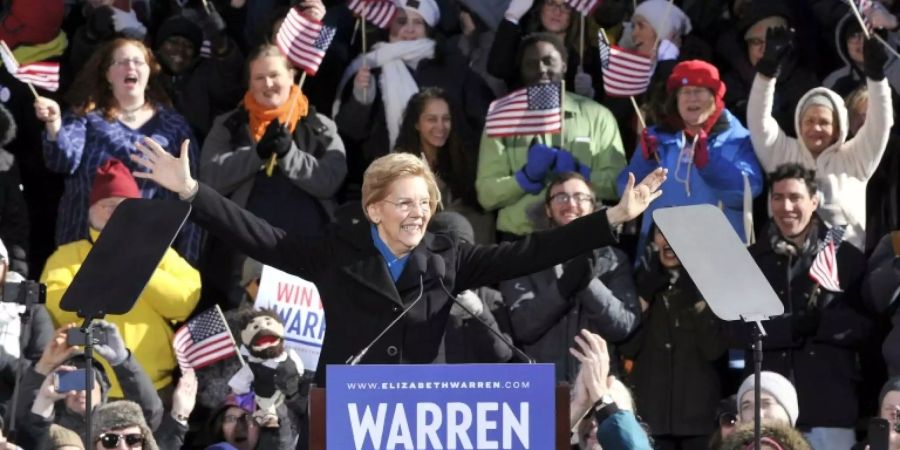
[1, 280, 46, 305]
[66, 327, 109, 347]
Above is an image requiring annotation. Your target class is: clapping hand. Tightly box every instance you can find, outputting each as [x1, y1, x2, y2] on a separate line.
[132, 138, 197, 199]
[607, 168, 667, 226]
[171, 369, 198, 423]
[569, 329, 616, 429]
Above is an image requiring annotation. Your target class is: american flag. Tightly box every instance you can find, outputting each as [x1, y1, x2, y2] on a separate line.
[276, 8, 337, 76]
[857, 0, 874, 31]
[347, 0, 398, 29]
[0, 41, 59, 92]
[565, 0, 601, 15]
[173, 306, 238, 370]
[485, 82, 562, 138]
[598, 31, 653, 97]
[809, 226, 846, 292]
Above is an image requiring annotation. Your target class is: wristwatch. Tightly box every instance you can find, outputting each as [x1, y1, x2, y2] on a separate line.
[592, 393, 620, 426]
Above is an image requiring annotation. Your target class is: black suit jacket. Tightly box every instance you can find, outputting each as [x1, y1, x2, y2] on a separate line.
[190, 184, 618, 386]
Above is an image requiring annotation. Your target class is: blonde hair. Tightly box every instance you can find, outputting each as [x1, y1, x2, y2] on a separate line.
[361, 153, 442, 221]
[844, 85, 869, 111]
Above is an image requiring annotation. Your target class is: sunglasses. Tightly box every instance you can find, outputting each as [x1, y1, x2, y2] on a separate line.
[97, 432, 144, 449]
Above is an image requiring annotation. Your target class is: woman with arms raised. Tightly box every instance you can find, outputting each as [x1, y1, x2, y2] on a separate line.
[131, 141, 666, 386]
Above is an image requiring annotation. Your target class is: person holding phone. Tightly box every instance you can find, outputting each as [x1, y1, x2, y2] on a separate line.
[12, 323, 162, 449]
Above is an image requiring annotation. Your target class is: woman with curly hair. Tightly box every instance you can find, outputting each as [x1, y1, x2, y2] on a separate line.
[394, 88, 494, 243]
[33, 38, 201, 261]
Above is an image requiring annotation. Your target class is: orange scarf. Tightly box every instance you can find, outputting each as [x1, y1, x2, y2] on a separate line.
[243, 84, 309, 142]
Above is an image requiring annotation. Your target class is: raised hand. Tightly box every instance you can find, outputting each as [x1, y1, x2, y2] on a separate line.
[171, 369, 198, 422]
[132, 137, 197, 199]
[35, 324, 80, 376]
[569, 329, 611, 404]
[93, 320, 129, 366]
[607, 168, 667, 226]
[505, 0, 534, 22]
[756, 27, 793, 78]
[864, 37, 889, 81]
[34, 96, 62, 137]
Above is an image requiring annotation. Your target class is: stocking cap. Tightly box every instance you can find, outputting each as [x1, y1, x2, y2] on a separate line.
[90, 159, 140, 206]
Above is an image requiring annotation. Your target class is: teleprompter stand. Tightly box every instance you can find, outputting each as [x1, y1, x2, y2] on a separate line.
[654, 205, 784, 450]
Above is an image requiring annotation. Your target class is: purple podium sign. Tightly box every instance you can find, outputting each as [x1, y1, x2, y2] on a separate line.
[326, 364, 556, 450]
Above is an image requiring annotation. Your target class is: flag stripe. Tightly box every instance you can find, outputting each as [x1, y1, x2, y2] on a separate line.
[564, 0, 600, 15]
[598, 32, 653, 97]
[348, 0, 397, 29]
[485, 82, 562, 137]
[275, 8, 335, 76]
[173, 306, 237, 370]
[809, 227, 845, 292]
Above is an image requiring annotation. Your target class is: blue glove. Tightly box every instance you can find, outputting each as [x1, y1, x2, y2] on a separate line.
[554, 150, 592, 181]
[515, 143, 557, 194]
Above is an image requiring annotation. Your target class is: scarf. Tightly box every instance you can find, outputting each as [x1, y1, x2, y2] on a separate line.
[333, 39, 436, 149]
[243, 84, 309, 142]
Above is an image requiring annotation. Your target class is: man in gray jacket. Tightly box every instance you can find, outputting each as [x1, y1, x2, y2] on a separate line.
[500, 172, 640, 381]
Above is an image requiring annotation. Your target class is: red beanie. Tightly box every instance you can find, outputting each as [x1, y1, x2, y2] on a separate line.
[666, 60, 727, 100]
[90, 159, 141, 206]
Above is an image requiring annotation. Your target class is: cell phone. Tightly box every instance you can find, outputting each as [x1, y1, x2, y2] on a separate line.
[66, 328, 109, 347]
[55, 369, 92, 392]
[869, 417, 890, 450]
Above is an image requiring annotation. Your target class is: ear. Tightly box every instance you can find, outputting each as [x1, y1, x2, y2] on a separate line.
[811, 191, 820, 210]
[545, 203, 553, 220]
[366, 202, 381, 224]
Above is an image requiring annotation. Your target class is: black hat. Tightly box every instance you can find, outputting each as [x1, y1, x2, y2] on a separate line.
[155, 15, 204, 55]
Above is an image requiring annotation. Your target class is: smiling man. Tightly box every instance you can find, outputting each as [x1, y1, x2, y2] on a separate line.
[477, 32, 626, 239]
[737, 163, 871, 450]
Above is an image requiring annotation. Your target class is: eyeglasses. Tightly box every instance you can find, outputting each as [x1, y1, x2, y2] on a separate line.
[112, 57, 147, 68]
[549, 192, 595, 206]
[223, 413, 257, 426]
[717, 412, 738, 428]
[97, 433, 144, 449]
[381, 198, 432, 214]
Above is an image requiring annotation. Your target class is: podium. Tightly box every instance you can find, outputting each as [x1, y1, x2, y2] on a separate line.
[308, 364, 572, 449]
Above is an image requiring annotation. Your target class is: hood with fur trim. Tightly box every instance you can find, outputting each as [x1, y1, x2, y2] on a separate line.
[793, 86, 849, 157]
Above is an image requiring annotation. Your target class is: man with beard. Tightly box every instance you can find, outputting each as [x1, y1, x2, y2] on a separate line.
[228, 309, 304, 428]
[153, 12, 244, 141]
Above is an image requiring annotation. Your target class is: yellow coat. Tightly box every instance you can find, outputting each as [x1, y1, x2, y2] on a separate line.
[41, 230, 202, 397]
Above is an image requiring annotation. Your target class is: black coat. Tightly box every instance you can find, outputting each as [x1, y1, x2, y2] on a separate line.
[619, 269, 727, 437]
[734, 221, 872, 428]
[189, 183, 618, 386]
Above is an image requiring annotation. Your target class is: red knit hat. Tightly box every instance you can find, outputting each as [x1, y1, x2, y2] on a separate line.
[90, 159, 140, 206]
[666, 60, 727, 100]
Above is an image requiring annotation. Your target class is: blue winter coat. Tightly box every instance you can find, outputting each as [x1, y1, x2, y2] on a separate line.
[616, 109, 764, 255]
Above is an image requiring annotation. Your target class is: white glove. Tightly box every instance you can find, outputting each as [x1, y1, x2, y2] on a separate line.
[111, 7, 147, 38]
[574, 70, 595, 98]
[450, 290, 484, 317]
[505, 0, 534, 23]
[657, 39, 679, 61]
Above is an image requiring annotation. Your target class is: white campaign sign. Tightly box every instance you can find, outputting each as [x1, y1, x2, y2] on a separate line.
[254, 265, 325, 372]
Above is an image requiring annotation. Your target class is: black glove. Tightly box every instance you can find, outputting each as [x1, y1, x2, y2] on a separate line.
[557, 252, 599, 299]
[201, 2, 228, 54]
[635, 254, 670, 303]
[792, 308, 820, 339]
[274, 361, 301, 398]
[756, 26, 794, 78]
[864, 36, 889, 81]
[255, 120, 292, 160]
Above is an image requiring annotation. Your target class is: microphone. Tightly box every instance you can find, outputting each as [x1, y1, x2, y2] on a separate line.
[433, 257, 536, 364]
[346, 254, 428, 365]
